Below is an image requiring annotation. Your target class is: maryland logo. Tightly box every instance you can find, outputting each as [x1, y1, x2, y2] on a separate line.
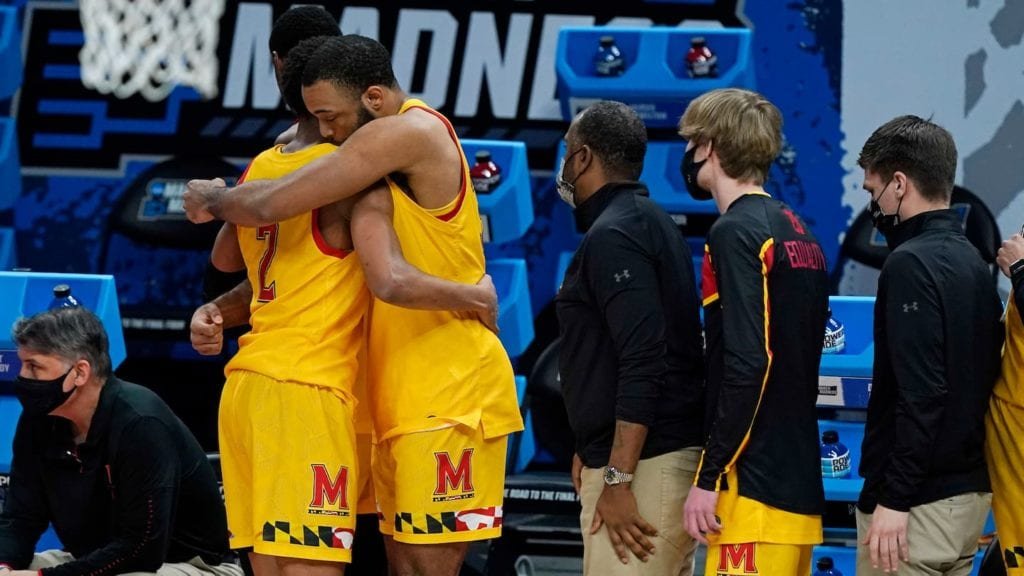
[434, 449, 475, 502]
[717, 543, 758, 575]
[262, 521, 354, 550]
[394, 506, 503, 535]
[309, 464, 350, 516]
[1005, 545, 1024, 568]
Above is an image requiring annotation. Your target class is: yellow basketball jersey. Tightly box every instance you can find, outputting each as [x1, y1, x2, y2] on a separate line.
[226, 143, 369, 401]
[995, 294, 1024, 407]
[367, 99, 523, 441]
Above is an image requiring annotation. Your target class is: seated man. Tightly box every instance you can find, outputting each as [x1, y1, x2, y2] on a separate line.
[0, 307, 240, 576]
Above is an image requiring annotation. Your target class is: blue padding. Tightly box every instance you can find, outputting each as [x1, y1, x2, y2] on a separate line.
[461, 139, 534, 244]
[515, 375, 527, 406]
[0, 273, 126, 381]
[0, 394, 19, 470]
[488, 259, 534, 358]
[812, 545, 857, 576]
[0, 117, 21, 211]
[513, 412, 536, 474]
[0, 6, 21, 101]
[556, 26, 755, 127]
[818, 296, 876, 409]
[818, 419, 865, 503]
[0, 227, 13, 270]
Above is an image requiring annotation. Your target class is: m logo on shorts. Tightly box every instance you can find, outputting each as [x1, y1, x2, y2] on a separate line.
[717, 543, 758, 574]
[309, 464, 350, 516]
[434, 449, 474, 502]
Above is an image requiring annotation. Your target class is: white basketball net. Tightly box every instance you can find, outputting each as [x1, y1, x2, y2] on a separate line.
[78, 0, 224, 102]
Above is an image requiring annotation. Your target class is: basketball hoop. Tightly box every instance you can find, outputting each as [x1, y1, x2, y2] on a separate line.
[78, 0, 225, 102]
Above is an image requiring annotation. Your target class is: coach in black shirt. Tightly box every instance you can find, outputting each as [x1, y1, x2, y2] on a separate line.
[0, 307, 238, 576]
[556, 101, 704, 574]
[856, 116, 1000, 576]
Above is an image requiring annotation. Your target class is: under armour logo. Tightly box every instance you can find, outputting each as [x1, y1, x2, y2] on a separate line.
[614, 269, 631, 283]
[903, 302, 919, 313]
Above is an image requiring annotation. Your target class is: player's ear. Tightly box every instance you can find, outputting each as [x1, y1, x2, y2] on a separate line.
[271, 51, 284, 74]
[362, 86, 386, 112]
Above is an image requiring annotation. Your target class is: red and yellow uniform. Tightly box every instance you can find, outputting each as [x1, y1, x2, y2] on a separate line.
[367, 99, 523, 544]
[220, 143, 369, 563]
[987, 292, 1024, 573]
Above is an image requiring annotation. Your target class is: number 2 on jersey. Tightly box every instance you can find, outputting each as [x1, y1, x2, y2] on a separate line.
[256, 224, 279, 302]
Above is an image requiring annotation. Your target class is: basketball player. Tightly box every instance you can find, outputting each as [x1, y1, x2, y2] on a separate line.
[190, 33, 497, 576]
[991, 233, 1024, 574]
[184, 35, 523, 576]
[678, 89, 828, 575]
[202, 5, 339, 301]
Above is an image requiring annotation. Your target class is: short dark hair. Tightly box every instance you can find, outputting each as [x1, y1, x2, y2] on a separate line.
[571, 101, 647, 180]
[13, 307, 112, 379]
[268, 6, 340, 59]
[302, 35, 398, 96]
[282, 36, 333, 117]
[858, 115, 957, 202]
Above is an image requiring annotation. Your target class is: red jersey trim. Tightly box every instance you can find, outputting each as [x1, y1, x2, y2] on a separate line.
[404, 105, 467, 222]
[311, 208, 351, 259]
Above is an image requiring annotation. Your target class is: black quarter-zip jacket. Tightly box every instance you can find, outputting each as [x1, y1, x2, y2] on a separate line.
[858, 209, 1002, 513]
[556, 182, 705, 468]
[0, 378, 230, 575]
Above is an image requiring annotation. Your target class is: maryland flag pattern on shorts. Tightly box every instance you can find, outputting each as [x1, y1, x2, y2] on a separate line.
[262, 521, 355, 550]
[393, 505, 503, 535]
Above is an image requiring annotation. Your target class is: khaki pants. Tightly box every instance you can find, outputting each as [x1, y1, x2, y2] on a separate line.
[580, 447, 701, 576]
[856, 492, 991, 576]
[30, 550, 244, 576]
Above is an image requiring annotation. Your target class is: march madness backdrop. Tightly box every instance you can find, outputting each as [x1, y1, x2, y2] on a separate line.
[7, 0, 1024, 340]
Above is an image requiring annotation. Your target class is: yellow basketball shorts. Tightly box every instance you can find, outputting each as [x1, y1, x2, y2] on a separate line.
[986, 395, 1024, 573]
[219, 370, 358, 563]
[706, 542, 813, 575]
[373, 424, 508, 544]
[355, 432, 376, 516]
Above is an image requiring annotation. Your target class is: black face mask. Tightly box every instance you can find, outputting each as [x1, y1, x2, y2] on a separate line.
[869, 179, 903, 237]
[14, 368, 74, 416]
[681, 146, 713, 201]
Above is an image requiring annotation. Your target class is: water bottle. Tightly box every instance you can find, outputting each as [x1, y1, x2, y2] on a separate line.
[470, 150, 502, 194]
[594, 35, 626, 77]
[49, 284, 81, 310]
[685, 37, 719, 78]
[823, 308, 845, 354]
[814, 556, 843, 576]
[820, 430, 852, 479]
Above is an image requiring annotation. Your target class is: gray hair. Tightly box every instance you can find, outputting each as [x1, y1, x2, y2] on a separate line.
[13, 307, 112, 378]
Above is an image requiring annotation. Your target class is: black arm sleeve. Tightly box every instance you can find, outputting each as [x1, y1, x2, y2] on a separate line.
[0, 420, 50, 568]
[1012, 265, 1024, 327]
[697, 223, 773, 491]
[41, 418, 181, 576]
[878, 253, 948, 512]
[584, 227, 667, 427]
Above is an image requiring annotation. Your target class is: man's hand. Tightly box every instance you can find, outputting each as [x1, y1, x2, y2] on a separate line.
[474, 274, 500, 335]
[996, 234, 1024, 278]
[683, 485, 722, 545]
[184, 178, 226, 224]
[591, 485, 657, 564]
[191, 302, 224, 355]
[864, 505, 910, 573]
[572, 453, 583, 494]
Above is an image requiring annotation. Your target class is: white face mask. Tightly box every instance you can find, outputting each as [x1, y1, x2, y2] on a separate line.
[556, 148, 583, 208]
[556, 157, 576, 208]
